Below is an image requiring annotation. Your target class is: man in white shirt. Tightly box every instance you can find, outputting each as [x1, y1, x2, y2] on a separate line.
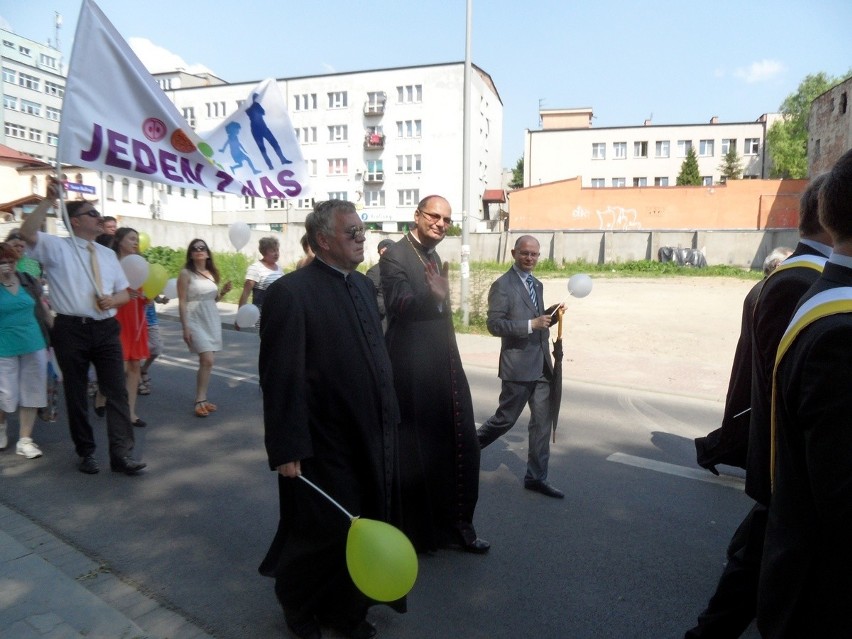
[21, 200, 146, 475]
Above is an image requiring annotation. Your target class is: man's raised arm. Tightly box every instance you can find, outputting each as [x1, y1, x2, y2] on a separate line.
[20, 199, 54, 246]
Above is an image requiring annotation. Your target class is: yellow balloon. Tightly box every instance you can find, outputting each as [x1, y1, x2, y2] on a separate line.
[142, 263, 169, 299]
[346, 518, 418, 602]
[138, 231, 151, 253]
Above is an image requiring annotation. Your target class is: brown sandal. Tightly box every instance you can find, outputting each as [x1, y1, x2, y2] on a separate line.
[194, 401, 209, 418]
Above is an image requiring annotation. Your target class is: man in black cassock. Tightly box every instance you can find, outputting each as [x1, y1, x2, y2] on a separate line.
[380, 194, 489, 554]
[258, 200, 401, 639]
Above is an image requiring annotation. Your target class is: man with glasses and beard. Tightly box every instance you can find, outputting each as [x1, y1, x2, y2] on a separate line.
[19, 200, 145, 475]
[380, 195, 489, 554]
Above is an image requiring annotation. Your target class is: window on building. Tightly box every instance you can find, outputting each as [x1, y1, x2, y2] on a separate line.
[591, 178, 605, 188]
[46, 106, 61, 121]
[106, 175, 115, 200]
[677, 140, 693, 157]
[328, 191, 347, 201]
[2, 95, 16, 110]
[243, 196, 257, 208]
[136, 180, 145, 204]
[396, 120, 422, 138]
[2, 68, 16, 83]
[44, 81, 64, 97]
[654, 176, 669, 186]
[398, 189, 419, 206]
[266, 198, 286, 209]
[2, 40, 13, 49]
[182, 107, 196, 128]
[396, 84, 422, 103]
[308, 159, 317, 177]
[721, 138, 736, 154]
[613, 142, 627, 159]
[206, 101, 227, 118]
[20, 99, 40, 116]
[592, 143, 606, 159]
[297, 127, 317, 143]
[18, 45, 31, 56]
[39, 54, 58, 69]
[634, 141, 648, 158]
[327, 158, 348, 175]
[327, 91, 348, 109]
[702, 176, 713, 186]
[122, 178, 130, 202]
[699, 139, 714, 156]
[47, 132, 59, 146]
[744, 138, 759, 155]
[612, 177, 626, 187]
[366, 159, 383, 180]
[297, 198, 314, 209]
[28, 128, 42, 142]
[366, 91, 386, 112]
[4, 122, 26, 139]
[365, 189, 385, 207]
[328, 125, 348, 142]
[18, 73, 39, 91]
[655, 140, 670, 158]
[294, 93, 318, 111]
[633, 177, 647, 187]
[396, 154, 422, 173]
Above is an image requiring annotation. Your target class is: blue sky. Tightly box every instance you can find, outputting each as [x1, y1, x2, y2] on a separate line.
[3, 1, 851, 168]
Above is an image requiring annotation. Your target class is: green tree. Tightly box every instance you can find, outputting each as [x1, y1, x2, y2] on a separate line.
[509, 157, 524, 189]
[766, 71, 850, 178]
[676, 147, 701, 185]
[718, 147, 744, 181]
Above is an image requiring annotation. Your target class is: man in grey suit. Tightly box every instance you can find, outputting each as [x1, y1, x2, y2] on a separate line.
[477, 235, 564, 498]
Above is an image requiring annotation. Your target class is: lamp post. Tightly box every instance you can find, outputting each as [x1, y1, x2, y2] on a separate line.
[460, 0, 472, 326]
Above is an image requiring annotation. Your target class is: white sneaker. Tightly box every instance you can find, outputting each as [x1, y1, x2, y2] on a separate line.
[0, 424, 7, 450]
[16, 438, 42, 459]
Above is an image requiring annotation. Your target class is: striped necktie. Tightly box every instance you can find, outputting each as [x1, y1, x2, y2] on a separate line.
[526, 275, 538, 310]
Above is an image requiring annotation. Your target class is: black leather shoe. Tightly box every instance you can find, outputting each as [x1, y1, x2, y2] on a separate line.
[524, 480, 565, 499]
[78, 455, 100, 474]
[110, 456, 147, 475]
[132, 418, 146, 428]
[463, 537, 490, 554]
[285, 612, 321, 639]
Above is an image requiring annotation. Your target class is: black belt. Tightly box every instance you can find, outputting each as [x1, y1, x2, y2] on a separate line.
[56, 314, 115, 324]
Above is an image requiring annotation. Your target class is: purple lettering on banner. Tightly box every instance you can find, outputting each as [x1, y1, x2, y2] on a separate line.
[159, 150, 183, 182]
[215, 171, 234, 192]
[276, 170, 302, 197]
[240, 179, 260, 198]
[179, 157, 205, 186]
[259, 176, 284, 199]
[132, 140, 157, 175]
[80, 123, 103, 162]
[105, 129, 132, 170]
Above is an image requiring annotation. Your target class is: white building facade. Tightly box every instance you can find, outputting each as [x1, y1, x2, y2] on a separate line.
[524, 108, 779, 189]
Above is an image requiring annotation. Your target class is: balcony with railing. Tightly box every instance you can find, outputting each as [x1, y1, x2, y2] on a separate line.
[363, 101, 386, 116]
[364, 133, 385, 150]
[364, 170, 384, 184]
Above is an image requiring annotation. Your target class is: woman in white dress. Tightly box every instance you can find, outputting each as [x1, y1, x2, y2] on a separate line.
[236, 236, 283, 330]
[177, 239, 232, 418]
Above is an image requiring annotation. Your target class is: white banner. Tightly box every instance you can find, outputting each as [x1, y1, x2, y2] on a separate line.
[58, 0, 309, 199]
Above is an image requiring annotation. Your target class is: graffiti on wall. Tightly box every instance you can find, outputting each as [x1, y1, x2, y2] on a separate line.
[572, 205, 643, 230]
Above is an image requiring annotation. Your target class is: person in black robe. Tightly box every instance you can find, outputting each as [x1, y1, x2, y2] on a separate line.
[258, 200, 401, 639]
[380, 194, 489, 554]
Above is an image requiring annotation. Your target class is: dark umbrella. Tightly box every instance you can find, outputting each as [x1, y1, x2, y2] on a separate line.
[550, 307, 564, 443]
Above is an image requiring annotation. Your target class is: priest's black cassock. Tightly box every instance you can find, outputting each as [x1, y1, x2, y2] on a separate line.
[257, 259, 401, 621]
[381, 233, 481, 552]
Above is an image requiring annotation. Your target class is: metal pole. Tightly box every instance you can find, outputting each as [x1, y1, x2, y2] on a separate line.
[460, 0, 472, 326]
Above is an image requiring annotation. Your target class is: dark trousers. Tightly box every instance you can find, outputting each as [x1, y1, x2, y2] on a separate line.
[684, 503, 768, 638]
[51, 315, 135, 461]
[476, 375, 551, 482]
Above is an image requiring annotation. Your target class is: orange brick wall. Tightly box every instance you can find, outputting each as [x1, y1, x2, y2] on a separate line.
[508, 177, 807, 230]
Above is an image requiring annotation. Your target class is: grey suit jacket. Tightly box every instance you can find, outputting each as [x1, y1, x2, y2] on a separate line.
[486, 268, 554, 382]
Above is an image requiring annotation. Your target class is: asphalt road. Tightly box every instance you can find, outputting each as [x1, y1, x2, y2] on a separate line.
[0, 319, 760, 639]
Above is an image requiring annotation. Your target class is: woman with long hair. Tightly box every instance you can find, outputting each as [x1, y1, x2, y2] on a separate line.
[178, 239, 231, 417]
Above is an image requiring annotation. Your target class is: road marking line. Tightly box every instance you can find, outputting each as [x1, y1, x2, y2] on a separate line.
[158, 354, 259, 384]
[607, 452, 744, 490]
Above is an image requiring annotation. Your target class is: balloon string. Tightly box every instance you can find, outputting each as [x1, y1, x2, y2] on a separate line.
[298, 475, 356, 522]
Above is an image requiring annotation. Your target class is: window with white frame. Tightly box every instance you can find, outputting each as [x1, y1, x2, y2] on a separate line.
[4, 122, 26, 139]
[46, 106, 60, 121]
[182, 107, 196, 127]
[18, 72, 39, 90]
[699, 139, 714, 156]
[592, 143, 606, 159]
[44, 81, 64, 97]
[396, 84, 422, 103]
[28, 128, 42, 142]
[677, 140, 693, 157]
[744, 138, 759, 155]
[328, 125, 348, 142]
[2, 40, 13, 49]
[613, 142, 627, 159]
[206, 101, 227, 118]
[2, 95, 16, 110]
[328, 191, 347, 201]
[327, 91, 348, 109]
[327, 158, 348, 175]
[266, 198, 286, 209]
[398, 189, 419, 206]
[244, 196, 257, 208]
[308, 159, 317, 177]
[591, 178, 605, 188]
[655, 140, 670, 158]
[366, 91, 386, 111]
[297, 127, 317, 144]
[364, 189, 385, 207]
[297, 198, 314, 209]
[106, 175, 115, 200]
[294, 93, 317, 111]
[633, 177, 647, 187]
[396, 120, 422, 138]
[20, 99, 40, 116]
[721, 138, 736, 154]
[39, 53, 57, 69]
[634, 141, 648, 158]
[366, 159, 383, 180]
[702, 176, 713, 186]
[2, 68, 16, 83]
[47, 132, 58, 146]
[136, 180, 145, 204]
[122, 178, 130, 202]
[396, 154, 422, 173]
[19, 45, 31, 56]
[612, 177, 626, 187]
[654, 176, 669, 186]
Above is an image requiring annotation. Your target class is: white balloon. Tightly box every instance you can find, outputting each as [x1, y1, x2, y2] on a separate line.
[163, 277, 178, 299]
[228, 221, 251, 251]
[121, 254, 149, 289]
[236, 304, 261, 328]
[567, 273, 593, 298]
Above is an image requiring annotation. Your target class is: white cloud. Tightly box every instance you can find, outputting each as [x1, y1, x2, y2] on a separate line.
[128, 37, 215, 76]
[733, 59, 784, 84]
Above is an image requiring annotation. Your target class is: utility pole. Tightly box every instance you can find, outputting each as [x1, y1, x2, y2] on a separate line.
[460, 0, 472, 326]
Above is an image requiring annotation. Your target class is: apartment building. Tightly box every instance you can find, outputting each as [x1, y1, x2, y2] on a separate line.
[1, 28, 65, 163]
[524, 108, 779, 189]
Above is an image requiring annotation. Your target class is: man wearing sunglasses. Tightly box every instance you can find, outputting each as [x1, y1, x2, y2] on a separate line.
[20, 200, 146, 476]
[380, 195, 489, 554]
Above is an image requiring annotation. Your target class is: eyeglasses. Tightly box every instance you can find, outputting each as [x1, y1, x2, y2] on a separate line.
[71, 209, 100, 218]
[191, 244, 208, 252]
[417, 209, 452, 226]
[516, 251, 540, 258]
[6, 233, 23, 241]
[343, 226, 366, 240]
